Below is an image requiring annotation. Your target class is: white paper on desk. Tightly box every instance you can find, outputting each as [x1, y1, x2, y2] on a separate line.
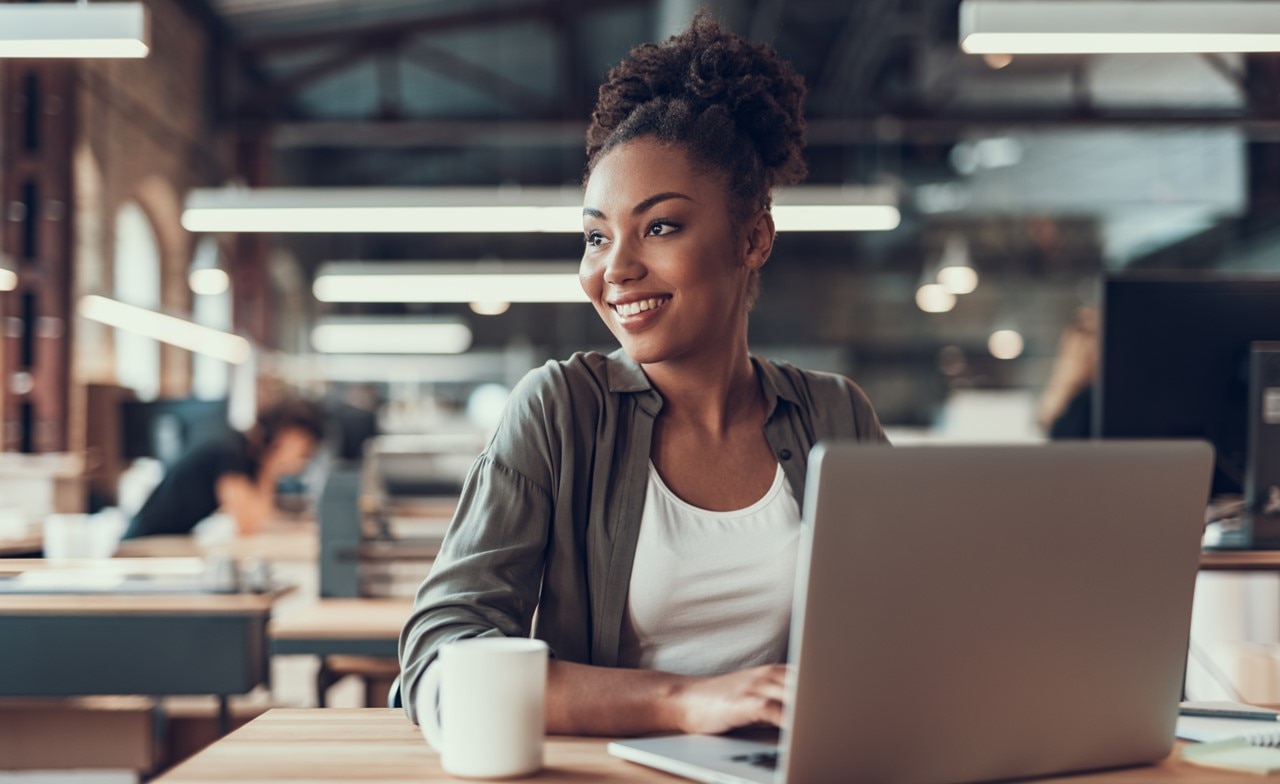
[1178, 715, 1280, 744]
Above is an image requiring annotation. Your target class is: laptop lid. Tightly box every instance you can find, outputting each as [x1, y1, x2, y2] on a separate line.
[783, 441, 1213, 784]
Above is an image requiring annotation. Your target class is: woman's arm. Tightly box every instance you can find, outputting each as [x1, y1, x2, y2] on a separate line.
[215, 472, 277, 535]
[547, 660, 788, 736]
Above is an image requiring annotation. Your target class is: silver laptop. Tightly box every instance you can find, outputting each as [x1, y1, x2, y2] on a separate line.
[609, 441, 1213, 784]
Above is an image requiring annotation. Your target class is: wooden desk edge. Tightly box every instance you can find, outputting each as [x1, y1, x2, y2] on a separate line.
[1200, 550, 1280, 570]
[0, 587, 292, 614]
[150, 708, 1221, 784]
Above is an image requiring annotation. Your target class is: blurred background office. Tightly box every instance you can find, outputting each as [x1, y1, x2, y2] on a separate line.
[0, 0, 1279, 778]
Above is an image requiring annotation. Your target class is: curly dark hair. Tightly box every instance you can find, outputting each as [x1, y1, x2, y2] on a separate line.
[256, 398, 326, 445]
[586, 10, 808, 231]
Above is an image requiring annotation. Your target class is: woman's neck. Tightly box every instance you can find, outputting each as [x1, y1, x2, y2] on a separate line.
[642, 342, 762, 436]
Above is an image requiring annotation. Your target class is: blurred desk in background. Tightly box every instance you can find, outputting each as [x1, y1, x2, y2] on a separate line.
[270, 597, 414, 708]
[115, 520, 318, 563]
[0, 566, 292, 732]
[269, 597, 413, 658]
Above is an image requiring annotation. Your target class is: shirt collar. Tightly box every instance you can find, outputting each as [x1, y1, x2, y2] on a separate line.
[604, 349, 801, 413]
[605, 348, 652, 393]
[752, 355, 800, 420]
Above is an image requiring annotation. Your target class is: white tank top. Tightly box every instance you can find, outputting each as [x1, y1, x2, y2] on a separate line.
[617, 460, 802, 676]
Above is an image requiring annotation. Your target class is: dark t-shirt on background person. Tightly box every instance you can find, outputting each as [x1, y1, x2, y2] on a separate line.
[1049, 386, 1093, 440]
[122, 430, 259, 539]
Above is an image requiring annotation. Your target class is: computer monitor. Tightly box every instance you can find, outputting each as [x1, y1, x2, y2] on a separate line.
[1098, 274, 1280, 499]
[121, 398, 230, 466]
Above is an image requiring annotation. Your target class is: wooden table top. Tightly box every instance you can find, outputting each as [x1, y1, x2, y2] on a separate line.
[0, 591, 286, 615]
[269, 598, 414, 641]
[0, 557, 206, 576]
[150, 708, 1245, 783]
[1199, 549, 1280, 570]
[114, 521, 318, 563]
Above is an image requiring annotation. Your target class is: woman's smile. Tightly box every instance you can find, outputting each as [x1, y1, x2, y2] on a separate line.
[610, 294, 674, 329]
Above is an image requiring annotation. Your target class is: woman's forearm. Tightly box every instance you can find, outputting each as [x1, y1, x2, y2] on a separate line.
[546, 660, 788, 737]
[546, 660, 689, 735]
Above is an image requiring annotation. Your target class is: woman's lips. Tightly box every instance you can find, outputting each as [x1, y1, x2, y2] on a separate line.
[610, 296, 672, 330]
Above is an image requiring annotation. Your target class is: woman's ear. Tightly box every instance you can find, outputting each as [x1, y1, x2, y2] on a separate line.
[742, 209, 776, 272]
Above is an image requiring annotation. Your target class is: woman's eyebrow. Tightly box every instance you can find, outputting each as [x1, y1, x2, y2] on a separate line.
[632, 192, 692, 215]
[582, 192, 694, 221]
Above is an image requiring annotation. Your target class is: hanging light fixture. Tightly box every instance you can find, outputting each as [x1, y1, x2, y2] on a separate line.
[0, 2, 149, 59]
[188, 236, 230, 296]
[936, 235, 979, 296]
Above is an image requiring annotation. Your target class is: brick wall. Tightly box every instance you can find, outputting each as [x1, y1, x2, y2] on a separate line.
[69, 0, 224, 454]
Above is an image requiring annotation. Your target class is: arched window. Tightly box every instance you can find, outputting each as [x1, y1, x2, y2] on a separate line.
[112, 201, 161, 401]
[190, 235, 232, 400]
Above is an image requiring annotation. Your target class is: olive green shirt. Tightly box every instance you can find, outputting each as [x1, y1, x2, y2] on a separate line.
[398, 349, 887, 723]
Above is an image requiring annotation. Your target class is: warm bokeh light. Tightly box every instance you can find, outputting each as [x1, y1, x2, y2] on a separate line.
[938, 266, 979, 295]
[916, 284, 957, 313]
[189, 268, 230, 296]
[469, 301, 511, 316]
[988, 329, 1026, 360]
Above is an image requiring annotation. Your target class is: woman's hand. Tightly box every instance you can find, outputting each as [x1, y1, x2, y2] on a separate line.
[672, 664, 789, 735]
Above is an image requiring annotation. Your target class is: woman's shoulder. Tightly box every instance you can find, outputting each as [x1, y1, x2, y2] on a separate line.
[760, 358, 873, 407]
[759, 357, 886, 442]
[485, 351, 628, 480]
[495, 350, 631, 440]
[507, 351, 619, 411]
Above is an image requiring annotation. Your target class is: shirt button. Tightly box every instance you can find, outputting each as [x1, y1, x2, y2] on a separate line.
[779, 449, 792, 460]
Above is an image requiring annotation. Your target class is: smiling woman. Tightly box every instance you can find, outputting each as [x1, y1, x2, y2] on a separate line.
[399, 11, 889, 739]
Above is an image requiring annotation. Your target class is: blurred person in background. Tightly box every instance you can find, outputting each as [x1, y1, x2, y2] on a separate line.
[400, 13, 887, 738]
[122, 398, 325, 539]
[1037, 306, 1100, 439]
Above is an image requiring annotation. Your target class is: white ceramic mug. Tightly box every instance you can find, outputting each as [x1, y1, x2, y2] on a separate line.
[418, 637, 548, 779]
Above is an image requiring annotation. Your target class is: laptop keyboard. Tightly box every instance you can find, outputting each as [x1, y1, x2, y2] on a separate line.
[730, 752, 779, 770]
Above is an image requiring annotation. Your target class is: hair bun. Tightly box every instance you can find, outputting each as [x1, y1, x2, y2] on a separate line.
[588, 11, 808, 189]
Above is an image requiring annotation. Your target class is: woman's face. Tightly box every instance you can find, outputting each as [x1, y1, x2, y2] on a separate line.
[580, 137, 769, 367]
[268, 428, 316, 476]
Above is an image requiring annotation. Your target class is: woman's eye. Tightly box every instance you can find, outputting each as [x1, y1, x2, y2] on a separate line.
[584, 230, 605, 247]
[648, 221, 679, 237]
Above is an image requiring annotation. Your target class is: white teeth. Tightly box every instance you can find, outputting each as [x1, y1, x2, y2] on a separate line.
[616, 298, 666, 317]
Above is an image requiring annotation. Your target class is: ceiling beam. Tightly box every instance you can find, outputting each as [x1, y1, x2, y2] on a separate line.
[244, 34, 395, 117]
[815, 0, 899, 114]
[401, 45, 552, 117]
[238, 0, 650, 55]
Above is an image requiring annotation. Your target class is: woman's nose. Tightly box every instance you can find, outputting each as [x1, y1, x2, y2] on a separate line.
[603, 236, 646, 286]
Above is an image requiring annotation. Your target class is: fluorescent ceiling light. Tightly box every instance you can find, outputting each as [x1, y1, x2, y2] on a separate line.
[959, 1, 1280, 54]
[772, 186, 901, 232]
[313, 262, 586, 304]
[312, 320, 473, 354]
[183, 186, 899, 234]
[0, 3, 149, 58]
[78, 295, 251, 364]
[184, 188, 583, 234]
